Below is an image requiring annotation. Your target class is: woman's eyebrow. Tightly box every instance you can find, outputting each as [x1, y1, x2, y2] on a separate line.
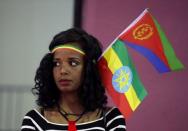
[53, 58, 60, 61]
[68, 57, 81, 61]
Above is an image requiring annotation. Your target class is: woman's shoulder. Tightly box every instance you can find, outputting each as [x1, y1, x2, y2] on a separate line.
[21, 107, 62, 130]
[23, 107, 45, 120]
[104, 106, 123, 116]
[102, 106, 126, 123]
[103, 106, 126, 130]
[22, 108, 49, 125]
[24, 109, 37, 116]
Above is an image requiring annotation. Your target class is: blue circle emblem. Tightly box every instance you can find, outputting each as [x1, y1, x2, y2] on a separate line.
[112, 66, 133, 93]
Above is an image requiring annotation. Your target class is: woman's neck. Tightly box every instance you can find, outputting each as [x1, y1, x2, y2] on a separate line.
[58, 93, 84, 114]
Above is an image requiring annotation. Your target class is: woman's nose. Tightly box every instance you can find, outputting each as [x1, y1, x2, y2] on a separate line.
[60, 63, 69, 75]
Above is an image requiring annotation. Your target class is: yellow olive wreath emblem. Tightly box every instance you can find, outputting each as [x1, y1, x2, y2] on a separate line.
[133, 24, 153, 40]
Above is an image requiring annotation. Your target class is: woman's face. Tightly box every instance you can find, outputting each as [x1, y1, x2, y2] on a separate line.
[52, 45, 85, 93]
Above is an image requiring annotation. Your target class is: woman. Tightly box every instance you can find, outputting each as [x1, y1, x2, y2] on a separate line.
[21, 28, 126, 131]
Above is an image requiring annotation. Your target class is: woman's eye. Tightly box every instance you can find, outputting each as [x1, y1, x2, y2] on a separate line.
[69, 60, 79, 67]
[53, 61, 60, 67]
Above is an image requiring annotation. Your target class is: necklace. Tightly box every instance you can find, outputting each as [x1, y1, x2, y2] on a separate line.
[57, 104, 85, 131]
[60, 107, 82, 117]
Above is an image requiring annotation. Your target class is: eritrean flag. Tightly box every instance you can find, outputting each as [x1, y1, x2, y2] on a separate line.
[119, 8, 184, 73]
[98, 39, 147, 118]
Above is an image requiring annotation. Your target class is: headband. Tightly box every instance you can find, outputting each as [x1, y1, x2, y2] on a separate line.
[51, 44, 85, 55]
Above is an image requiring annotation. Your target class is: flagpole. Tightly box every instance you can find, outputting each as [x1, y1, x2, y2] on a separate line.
[98, 8, 149, 61]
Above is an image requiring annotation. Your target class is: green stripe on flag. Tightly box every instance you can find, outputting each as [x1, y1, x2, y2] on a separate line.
[153, 17, 184, 70]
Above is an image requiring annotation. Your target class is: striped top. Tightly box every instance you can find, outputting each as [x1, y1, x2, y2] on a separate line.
[21, 107, 126, 131]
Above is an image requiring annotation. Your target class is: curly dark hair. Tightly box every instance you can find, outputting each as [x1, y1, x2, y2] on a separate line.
[32, 28, 107, 111]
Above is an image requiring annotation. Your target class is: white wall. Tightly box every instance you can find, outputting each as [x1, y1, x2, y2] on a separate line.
[0, 89, 35, 130]
[0, 0, 74, 130]
[0, 0, 74, 86]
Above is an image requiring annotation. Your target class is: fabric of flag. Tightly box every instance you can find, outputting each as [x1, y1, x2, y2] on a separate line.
[119, 9, 184, 73]
[98, 39, 147, 118]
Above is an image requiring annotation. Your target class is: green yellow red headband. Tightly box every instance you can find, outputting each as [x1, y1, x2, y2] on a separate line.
[51, 44, 85, 55]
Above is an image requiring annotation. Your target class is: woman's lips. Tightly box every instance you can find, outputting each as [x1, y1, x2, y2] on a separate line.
[58, 79, 72, 86]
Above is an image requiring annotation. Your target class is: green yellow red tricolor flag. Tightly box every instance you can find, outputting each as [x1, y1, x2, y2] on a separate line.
[98, 39, 147, 118]
[97, 8, 184, 118]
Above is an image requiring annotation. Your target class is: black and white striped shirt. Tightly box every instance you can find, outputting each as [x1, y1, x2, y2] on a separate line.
[21, 107, 126, 131]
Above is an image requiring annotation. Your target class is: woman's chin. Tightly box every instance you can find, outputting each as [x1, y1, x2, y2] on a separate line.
[58, 87, 78, 93]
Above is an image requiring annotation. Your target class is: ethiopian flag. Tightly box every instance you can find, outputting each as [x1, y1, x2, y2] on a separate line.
[119, 9, 184, 73]
[98, 39, 147, 118]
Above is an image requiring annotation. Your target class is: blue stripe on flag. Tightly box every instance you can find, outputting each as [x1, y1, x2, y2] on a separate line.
[123, 40, 170, 73]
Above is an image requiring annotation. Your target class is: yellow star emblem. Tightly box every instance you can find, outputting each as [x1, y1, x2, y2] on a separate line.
[114, 68, 130, 91]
